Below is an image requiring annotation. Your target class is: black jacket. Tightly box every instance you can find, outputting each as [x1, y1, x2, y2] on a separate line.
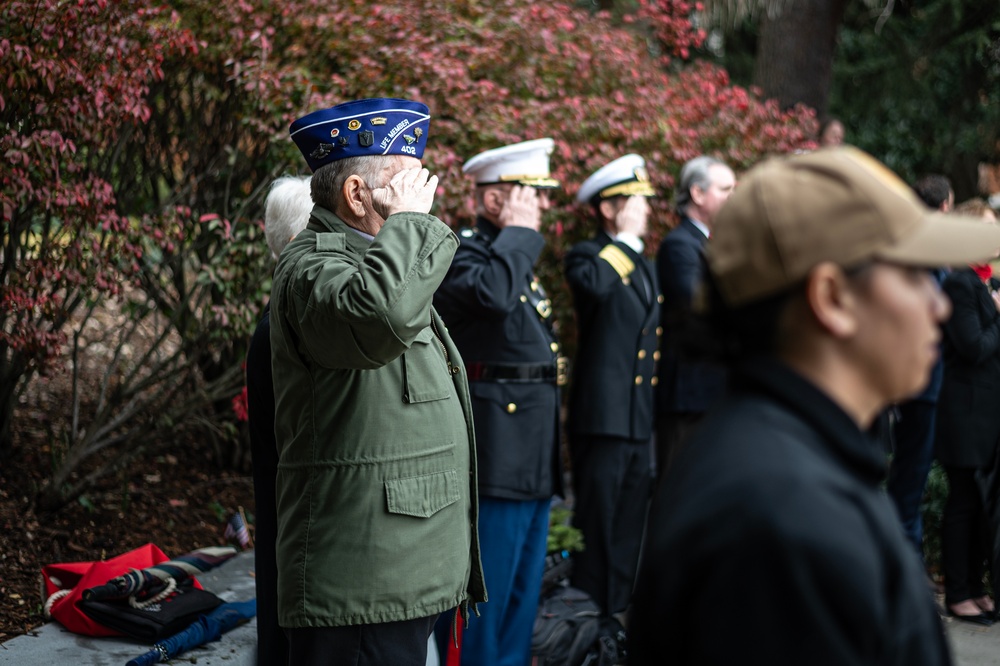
[631, 357, 951, 666]
[565, 230, 660, 440]
[655, 217, 726, 414]
[936, 268, 1000, 467]
[434, 217, 562, 500]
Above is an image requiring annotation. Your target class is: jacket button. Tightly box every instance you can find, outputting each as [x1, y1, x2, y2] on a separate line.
[507, 403, 517, 413]
[656, 326, 663, 336]
[520, 295, 528, 302]
[637, 350, 646, 359]
[634, 376, 643, 385]
[622, 277, 631, 286]
[550, 342, 559, 352]
[654, 351, 661, 361]
[657, 294, 664, 303]
[651, 376, 659, 386]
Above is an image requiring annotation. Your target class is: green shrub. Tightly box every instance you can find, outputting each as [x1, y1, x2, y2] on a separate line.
[921, 461, 949, 577]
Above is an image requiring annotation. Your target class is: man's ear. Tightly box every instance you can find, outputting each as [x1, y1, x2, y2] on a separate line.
[482, 187, 506, 217]
[341, 175, 367, 219]
[805, 262, 859, 338]
[598, 199, 618, 225]
[689, 185, 705, 208]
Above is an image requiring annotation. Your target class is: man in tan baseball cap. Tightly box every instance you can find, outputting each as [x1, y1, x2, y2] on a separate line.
[630, 147, 1000, 665]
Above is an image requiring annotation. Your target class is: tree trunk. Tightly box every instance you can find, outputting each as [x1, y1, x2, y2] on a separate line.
[0, 351, 27, 461]
[753, 0, 849, 115]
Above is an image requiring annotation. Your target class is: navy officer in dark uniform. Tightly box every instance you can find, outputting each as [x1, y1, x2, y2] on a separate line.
[565, 154, 659, 624]
[434, 138, 564, 666]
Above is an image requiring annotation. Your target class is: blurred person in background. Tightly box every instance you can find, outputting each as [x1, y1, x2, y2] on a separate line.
[565, 154, 658, 626]
[654, 156, 734, 477]
[934, 197, 1000, 626]
[817, 117, 845, 147]
[886, 174, 954, 557]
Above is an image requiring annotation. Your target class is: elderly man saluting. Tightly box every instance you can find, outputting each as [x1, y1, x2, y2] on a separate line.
[270, 98, 486, 665]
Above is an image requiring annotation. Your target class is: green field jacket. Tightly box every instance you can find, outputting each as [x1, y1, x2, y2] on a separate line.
[269, 206, 486, 628]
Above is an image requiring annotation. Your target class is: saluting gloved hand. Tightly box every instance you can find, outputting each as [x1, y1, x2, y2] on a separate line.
[498, 185, 543, 232]
[615, 195, 650, 238]
[371, 167, 438, 218]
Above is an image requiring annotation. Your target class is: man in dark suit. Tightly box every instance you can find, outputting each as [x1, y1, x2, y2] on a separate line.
[655, 156, 735, 476]
[565, 154, 660, 623]
[434, 138, 564, 666]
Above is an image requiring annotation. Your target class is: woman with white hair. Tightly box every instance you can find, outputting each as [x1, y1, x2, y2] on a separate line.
[246, 174, 312, 666]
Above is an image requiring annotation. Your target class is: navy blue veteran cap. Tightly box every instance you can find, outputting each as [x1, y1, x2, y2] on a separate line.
[289, 98, 431, 172]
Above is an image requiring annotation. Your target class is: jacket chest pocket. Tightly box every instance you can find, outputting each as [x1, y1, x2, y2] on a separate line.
[401, 327, 453, 403]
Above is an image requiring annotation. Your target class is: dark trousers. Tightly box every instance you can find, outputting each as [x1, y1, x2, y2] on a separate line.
[887, 400, 937, 556]
[286, 614, 438, 666]
[655, 412, 704, 480]
[569, 434, 653, 615]
[942, 465, 990, 604]
[251, 454, 288, 666]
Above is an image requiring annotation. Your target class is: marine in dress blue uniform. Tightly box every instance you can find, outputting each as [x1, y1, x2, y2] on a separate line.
[565, 155, 660, 619]
[434, 139, 564, 666]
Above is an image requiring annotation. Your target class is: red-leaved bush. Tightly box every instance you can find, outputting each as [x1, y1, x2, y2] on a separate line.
[3, 0, 815, 506]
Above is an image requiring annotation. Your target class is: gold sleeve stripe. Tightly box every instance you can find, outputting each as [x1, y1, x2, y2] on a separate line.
[599, 180, 656, 199]
[598, 244, 635, 278]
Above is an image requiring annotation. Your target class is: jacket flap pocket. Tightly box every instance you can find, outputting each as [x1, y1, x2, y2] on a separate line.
[385, 469, 460, 518]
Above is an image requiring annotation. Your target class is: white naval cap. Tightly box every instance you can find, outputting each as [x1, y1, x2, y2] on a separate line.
[462, 138, 560, 189]
[576, 153, 656, 204]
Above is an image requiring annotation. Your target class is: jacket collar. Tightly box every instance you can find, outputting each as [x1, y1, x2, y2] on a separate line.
[679, 216, 709, 244]
[736, 356, 887, 484]
[475, 216, 501, 241]
[309, 205, 373, 254]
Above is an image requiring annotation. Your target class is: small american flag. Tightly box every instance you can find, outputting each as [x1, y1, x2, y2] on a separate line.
[224, 508, 253, 550]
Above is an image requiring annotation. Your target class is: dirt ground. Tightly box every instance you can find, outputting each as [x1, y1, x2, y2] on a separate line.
[0, 414, 254, 642]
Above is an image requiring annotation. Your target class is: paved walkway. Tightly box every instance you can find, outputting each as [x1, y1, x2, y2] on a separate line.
[3, 549, 1000, 665]
[0, 550, 257, 665]
[947, 615, 1000, 665]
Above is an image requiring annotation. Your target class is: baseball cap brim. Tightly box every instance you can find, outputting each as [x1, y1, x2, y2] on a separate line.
[707, 148, 1000, 307]
[876, 211, 1000, 267]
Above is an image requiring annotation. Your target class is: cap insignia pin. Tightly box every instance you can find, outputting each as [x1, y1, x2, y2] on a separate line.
[370, 117, 387, 126]
[310, 143, 334, 160]
[358, 130, 374, 147]
[403, 134, 416, 145]
[347, 119, 362, 131]
[413, 127, 423, 139]
[330, 128, 340, 138]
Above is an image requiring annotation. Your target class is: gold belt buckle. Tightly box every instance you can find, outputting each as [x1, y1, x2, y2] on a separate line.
[556, 356, 569, 386]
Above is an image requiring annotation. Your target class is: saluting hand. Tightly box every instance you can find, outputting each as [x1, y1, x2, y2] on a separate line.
[371, 167, 438, 218]
[498, 185, 542, 232]
[615, 196, 650, 238]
